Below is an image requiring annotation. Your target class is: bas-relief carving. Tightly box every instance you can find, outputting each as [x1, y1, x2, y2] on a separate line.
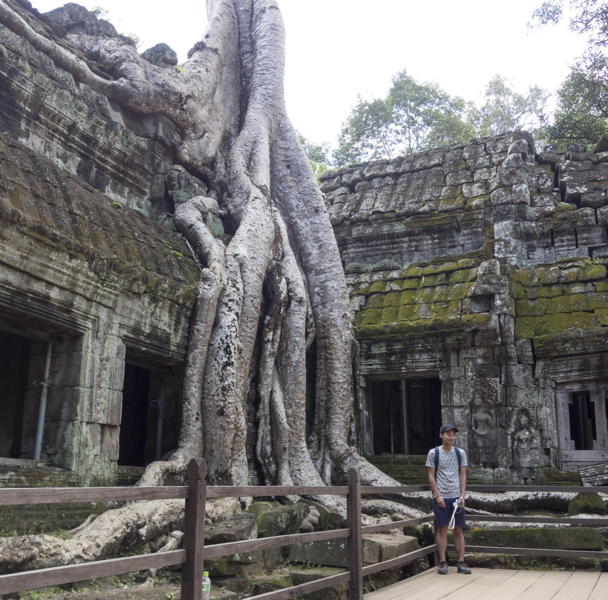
[463, 380, 500, 468]
[511, 408, 543, 482]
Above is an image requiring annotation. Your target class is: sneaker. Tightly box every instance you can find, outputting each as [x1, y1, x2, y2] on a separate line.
[457, 561, 471, 574]
[437, 561, 448, 575]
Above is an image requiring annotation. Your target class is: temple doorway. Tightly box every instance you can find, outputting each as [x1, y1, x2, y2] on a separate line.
[118, 355, 182, 467]
[369, 377, 441, 455]
[0, 331, 31, 459]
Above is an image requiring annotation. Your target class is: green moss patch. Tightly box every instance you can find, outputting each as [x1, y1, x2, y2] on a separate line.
[567, 493, 608, 515]
[468, 527, 604, 551]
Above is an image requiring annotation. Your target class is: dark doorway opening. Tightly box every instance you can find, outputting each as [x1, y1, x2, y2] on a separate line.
[406, 379, 442, 454]
[369, 377, 441, 455]
[119, 364, 150, 467]
[0, 331, 32, 459]
[118, 356, 183, 467]
[569, 391, 596, 450]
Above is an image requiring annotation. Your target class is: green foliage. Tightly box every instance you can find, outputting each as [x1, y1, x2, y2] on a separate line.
[333, 71, 547, 166]
[471, 75, 550, 139]
[334, 71, 475, 165]
[298, 133, 331, 177]
[533, 1, 608, 149]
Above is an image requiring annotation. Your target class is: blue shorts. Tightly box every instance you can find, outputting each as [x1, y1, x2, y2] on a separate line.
[433, 497, 465, 528]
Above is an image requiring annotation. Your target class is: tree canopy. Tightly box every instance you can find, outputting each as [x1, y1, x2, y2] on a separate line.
[533, 0, 608, 148]
[333, 71, 548, 166]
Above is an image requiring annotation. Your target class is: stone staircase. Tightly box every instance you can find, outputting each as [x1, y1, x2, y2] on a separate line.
[366, 454, 429, 485]
[0, 460, 143, 535]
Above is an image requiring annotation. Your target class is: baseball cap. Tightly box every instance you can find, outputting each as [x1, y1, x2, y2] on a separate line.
[439, 424, 458, 434]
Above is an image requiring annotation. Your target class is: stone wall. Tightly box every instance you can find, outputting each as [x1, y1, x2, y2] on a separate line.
[321, 132, 608, 482]
[0, 1, 207, 483]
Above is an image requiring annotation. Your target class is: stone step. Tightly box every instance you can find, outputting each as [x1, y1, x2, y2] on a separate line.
[0, 462, 139, 535]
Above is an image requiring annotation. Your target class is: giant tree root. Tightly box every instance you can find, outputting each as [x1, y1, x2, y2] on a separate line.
[0, 0, 406, 572]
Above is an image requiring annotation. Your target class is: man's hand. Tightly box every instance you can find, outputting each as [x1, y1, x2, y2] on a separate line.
[435, 495, 446, 508]
[457, 495, 465, 507]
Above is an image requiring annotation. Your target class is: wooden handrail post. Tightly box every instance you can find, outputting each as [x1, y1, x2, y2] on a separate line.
[347, 468, 363, 600]
[181, 459, 207, 600]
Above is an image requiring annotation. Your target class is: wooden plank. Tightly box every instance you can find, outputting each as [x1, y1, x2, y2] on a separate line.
[401, 574, 487, 600]
[516, 571, 575, 600]
[467, 515, 608, 526]
[364, 569, 438, 599]
[0, 550, 186, 595]
[206, 485, 348, 498]
[204, 528, 349, 559]
[433, 568, 518, 600]
[361, 486, 428, 494]
[461, 545, 608, 559]
[361, 515, 434, 534]
[361, 545, 437, 577]
[552, 571, 601, 600]
[390, 569, 485, 600]
[0, 486, 189, 506]
[347, 468, 363, 600]
[588, 571, 608, 600]
[467, 485, 608, 493]
[474, 570, 545, 600]
[181, 460, 206, 600]
[247, 571, 350, 599]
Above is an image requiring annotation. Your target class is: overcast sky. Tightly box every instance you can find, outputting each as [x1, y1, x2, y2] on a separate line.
[31, 0, 588, 147]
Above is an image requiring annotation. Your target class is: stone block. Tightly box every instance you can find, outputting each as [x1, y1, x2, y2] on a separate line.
[361, 533, 418, 564]
[289, 567, 348, 600]
[289, 539, 347, 568]
[205, 512, 258, 544]
[577, 225, 608, 247]
[468, 527, 604, 551]
[567, 492, 608, 515]
[248, 502, 310, 538]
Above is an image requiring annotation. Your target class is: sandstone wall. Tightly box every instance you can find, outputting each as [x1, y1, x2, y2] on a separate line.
[321, 132, 608, 481]
[0, 1, 207, 483]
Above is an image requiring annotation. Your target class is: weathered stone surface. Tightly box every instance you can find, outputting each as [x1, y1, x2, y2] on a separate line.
[468, 527, 604, 551]
[567, 492, 608, 515]
[205, 512, 258, 544]
[361, 533, 418, 564]
[289, 532, 418, 568]
[248, 502, 310, 538]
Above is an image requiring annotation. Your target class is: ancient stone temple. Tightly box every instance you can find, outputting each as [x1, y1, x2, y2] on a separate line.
[320, 133, 608, 483]
[1, 1, 608, 488]
[0, 0, 207, 483]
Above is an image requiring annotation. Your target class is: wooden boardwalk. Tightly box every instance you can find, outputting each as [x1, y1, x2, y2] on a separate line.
[365, 568, 608, 599]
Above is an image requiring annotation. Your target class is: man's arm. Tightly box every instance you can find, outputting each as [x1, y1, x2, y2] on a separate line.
[427, 467, 446, 508]
[459, 466, 467, 505]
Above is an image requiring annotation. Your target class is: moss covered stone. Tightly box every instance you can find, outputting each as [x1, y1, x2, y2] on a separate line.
[516, 312, 596, 338]
[468, 527, 604, 550]
[567, 492, 608, 515]
[579, 263, 607, 282]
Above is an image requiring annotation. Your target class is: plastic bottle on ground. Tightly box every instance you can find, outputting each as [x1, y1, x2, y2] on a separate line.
[202, 570, 211, 600]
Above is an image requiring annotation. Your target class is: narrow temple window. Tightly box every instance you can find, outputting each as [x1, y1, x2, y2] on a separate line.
[569, 391, 596, 450]
[0, 331, 32, 459]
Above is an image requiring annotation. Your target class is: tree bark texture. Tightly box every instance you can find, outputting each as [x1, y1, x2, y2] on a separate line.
[0, 0, 401, 570]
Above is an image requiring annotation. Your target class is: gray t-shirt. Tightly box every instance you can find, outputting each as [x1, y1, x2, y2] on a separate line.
[425, 446, 468, 498]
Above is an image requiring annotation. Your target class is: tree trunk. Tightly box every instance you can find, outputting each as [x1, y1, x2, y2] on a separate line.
[0, 0, 400, 571]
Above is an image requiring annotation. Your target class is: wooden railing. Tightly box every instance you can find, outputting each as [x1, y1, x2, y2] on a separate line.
[0, 461, 436, 600]
[448, 483, 608, 562]
[2, 468, 606, 599]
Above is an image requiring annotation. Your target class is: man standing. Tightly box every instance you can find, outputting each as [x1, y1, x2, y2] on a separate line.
[426, 424, 472, 575]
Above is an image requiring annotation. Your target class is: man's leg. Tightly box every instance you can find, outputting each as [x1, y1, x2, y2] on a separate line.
[436, 525, 448, 562]
[453, 526, 465, 562]
[454, 526, 472, 574]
